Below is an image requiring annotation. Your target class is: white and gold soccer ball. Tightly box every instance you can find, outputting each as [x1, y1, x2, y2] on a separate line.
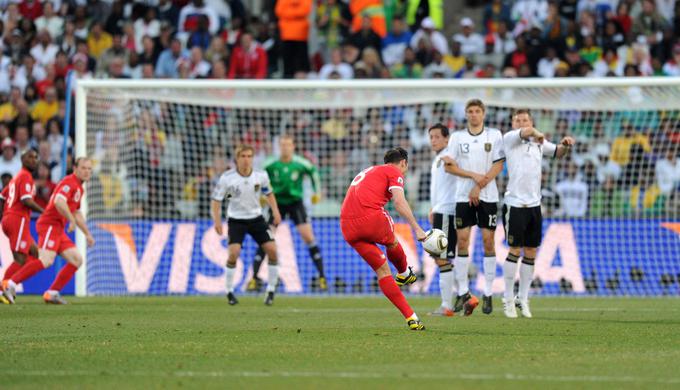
[422, 229, 448, 256]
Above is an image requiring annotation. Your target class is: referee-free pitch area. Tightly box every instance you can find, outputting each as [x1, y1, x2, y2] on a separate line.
[2, 296, 679, 389]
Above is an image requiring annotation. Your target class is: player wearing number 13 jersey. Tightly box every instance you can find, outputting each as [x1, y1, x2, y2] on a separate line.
[340, 147, 428, 331]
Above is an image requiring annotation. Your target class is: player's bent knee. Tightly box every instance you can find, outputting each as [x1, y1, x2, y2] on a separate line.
[524, 247, 537, 259]
[375, 262, 391, 279]
[509, 247, 522, 257]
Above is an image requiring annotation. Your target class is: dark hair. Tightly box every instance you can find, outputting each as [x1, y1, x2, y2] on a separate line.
[465, 98, 486, 112]
[512, 108, 532, 119]
[428, 123, 449, 137]
[384, 147, 408, 164]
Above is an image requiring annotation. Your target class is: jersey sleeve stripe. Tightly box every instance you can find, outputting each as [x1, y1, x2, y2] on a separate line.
[55, 193, 68, 203]
[20, 194, 33, 200]
[388, 186, 404, 192]
[493, 157, 506, 163]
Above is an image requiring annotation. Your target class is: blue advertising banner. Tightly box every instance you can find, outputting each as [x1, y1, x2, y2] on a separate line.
[80, 218, 680, 296]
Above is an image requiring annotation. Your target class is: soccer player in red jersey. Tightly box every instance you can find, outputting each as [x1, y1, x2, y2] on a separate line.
[340, 147, 428, 330]
[0, 150, 44, 304]
[3, 157, 95, 304]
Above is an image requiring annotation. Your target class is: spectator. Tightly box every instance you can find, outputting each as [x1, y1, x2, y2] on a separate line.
[319, 48, 354, 79]
[662, 44, 680, 75]
[155, 38, 188, 78]
[504, 35, 529, 72]
[632, 0, 667, 46]
[11, 100, 33, 134]
[555, 163, 589, 217]
[483, 0, 512, 33]
[187, 15, 212, 50]
[30, 30, 59, 67]
[107, 56, 130, 78]
[613, 1, 633, 36]
[276, 0, 313, 78]
[579, 34, 602, 66]
[139, 36, 160, 66]
[391, 46, 423, 78]
[178, 0, 220, 36]
[353, 47, 386, 78]
[35, 1, 63, 40]
[57, 20, 78, 56]
[0, 138, 21, 176]
[134, 7, 161, 50]
[511, 0, 549, 36]
[423, 50, 453, 78]
[186, 47, 211, 78]
[0, 87, 22, 122]
[627, 165, 666, 216]
[19, 0, 42, 21]
[381, 16, 412, 67]
[655, 144, 679, 195]
[592, 47, 624, 77]
[453, 17, 485, 56]
[34, 161, 56, 210]
[205, 36, 229, 63]
[209, 59, 227, 78]
[348, 14, 383, 54]
[30, 121, 46, 150]
[98, 34, 129, 76]
[610, 121, 651, 167]
[349, 0, 387, 38]
[543, 1, 569, 48]
[537, 46, 561, 77]
[14, 125, 30, 155]
[342, 42, 361, 65]
[317, 0, 352, 60]
[228, 32, 268, 79]
[490, 20, 517, 55]
[88, 22, 113, 59]
[410, 16, 449, 56]
[158, 0, 181, 28]
[601, 19, 625, 52]
[31, 86, 58, 125]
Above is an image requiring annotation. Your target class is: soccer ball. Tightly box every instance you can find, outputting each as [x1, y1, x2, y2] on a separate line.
[422, 229, 448, 256]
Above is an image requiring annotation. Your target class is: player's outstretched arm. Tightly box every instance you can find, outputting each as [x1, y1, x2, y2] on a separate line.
[265, 193, 282, 226]
[74, 210, 95, 247]
[391, 188, 426, 241]
[20, 197, 44, 214]
[55, 196, 77, 233]
[210, 200, 224, 235]
[440, 156, 486, 185]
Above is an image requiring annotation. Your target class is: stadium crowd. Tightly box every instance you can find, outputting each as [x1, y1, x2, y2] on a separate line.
[0, 0, 678, 219]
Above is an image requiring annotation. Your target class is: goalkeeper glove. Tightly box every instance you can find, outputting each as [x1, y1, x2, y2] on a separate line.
[311, 193, 321, 204]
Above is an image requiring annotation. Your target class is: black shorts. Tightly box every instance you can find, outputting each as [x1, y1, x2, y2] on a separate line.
[269, 200, 309, 226]
[502, 205, 542, 248]
[227, 216, 274, 245]
[432, 212, 457, 260]
[455, 201, 498, 230]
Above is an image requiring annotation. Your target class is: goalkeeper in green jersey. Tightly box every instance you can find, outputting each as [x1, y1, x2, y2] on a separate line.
[249, 134, 327, 291]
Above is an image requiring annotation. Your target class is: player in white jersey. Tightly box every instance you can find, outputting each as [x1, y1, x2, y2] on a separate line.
[441, 99, 504, 316]
[427, 124, 458, 317]
[502, 109, 574, 318]
[211, 145, 283, 306]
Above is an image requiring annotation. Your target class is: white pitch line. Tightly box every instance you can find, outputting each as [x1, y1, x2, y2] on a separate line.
[7, 370, 680, 385]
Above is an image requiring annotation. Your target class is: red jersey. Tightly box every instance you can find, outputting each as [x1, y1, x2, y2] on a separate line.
[340, 164, 405, 219]
[37, 174, 84, 228]
[2, 168, 36, 219]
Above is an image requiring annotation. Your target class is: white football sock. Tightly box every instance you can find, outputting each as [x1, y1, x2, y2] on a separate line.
[267, 264, 279, 293]
[503, 258, 519, 302]
[483, 256, 497, 296]
[439, 268, 454, 309]
[453, 255, 470, 296]
[225, 266, 236, 293]
[519, 261, 534, 302]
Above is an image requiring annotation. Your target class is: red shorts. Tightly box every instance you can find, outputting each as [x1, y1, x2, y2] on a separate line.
[341, 209, 396, 245]
[37, 222, 75, 254]
[1, 214, 34, 254]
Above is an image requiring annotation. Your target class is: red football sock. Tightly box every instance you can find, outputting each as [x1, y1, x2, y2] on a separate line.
[3, 261, 23, 281]
[11, 257, 45, 284]
[378, 275, 414, 319]
[386, 243, 407, 274]
[49, 263, 79, 292]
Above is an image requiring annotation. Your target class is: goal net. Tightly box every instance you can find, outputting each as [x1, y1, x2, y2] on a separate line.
[76, 79, 680, 296]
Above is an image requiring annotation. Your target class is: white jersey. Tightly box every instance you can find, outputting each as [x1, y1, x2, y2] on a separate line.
[430, 146, 457, 215]
[503, 129, 557, 208]
[448, 127, 505, 203]
[555, 178, 589, 217]
[212, 168, 272, 220]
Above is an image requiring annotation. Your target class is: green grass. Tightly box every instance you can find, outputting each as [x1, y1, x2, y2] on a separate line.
[2, 296, 680, 389]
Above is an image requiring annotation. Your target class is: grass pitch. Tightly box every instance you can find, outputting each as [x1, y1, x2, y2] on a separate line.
[2, 296, 680, 389]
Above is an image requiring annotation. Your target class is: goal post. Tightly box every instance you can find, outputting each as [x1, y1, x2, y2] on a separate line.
[75, 78, 680, 297]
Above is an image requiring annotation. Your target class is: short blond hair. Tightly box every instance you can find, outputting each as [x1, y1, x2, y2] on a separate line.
[234, 144, 254, 158]
[75, 156, 92, 167]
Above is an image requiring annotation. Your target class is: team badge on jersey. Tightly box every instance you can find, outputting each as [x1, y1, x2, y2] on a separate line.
[397, 177, 404, 184]
[63, 185, 70, 193]
[291, 171, 299, 181]
[484, 143, 492, 152]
